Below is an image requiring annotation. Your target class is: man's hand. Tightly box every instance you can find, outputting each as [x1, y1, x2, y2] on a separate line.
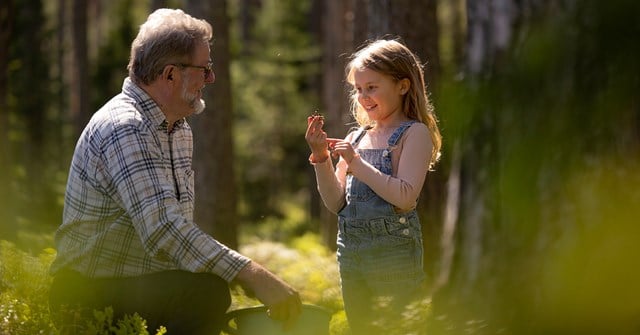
[235, 261, 302, 329]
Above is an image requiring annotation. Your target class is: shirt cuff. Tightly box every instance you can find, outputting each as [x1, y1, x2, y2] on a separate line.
[213, 248, 252, 282]
[309, 153, 330, 165]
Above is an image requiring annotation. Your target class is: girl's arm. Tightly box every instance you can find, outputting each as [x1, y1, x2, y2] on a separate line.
[311, 157, 346, 214]
[311, 131, 357, 214]
[305, 115, 349, 214]
[348, 123, 432, 210]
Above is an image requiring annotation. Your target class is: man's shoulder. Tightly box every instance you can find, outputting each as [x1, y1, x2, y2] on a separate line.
[77, 94, 153, 152]
[91, 94, 148, 131]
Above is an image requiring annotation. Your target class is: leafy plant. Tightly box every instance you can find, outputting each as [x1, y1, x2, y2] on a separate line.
[0, 240, 57, 334]
[85, 307, 166, 335]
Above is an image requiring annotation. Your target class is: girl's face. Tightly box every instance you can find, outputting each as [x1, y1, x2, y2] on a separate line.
[353, 67, 407, 124]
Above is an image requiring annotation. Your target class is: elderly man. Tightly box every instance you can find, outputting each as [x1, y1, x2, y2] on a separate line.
[49, 8, 301, 334]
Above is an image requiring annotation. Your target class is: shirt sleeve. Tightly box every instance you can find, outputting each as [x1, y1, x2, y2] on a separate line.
[348, 123, 433, 211]
[103, 122, 250, 282]
[312, 158, 346, 214]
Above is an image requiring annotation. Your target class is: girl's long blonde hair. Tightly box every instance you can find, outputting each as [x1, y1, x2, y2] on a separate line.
[346, 39, 442, 169]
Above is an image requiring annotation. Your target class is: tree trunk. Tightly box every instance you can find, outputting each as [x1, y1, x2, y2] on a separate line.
[71, 0, 89, 136]
[433, 141, 461, 293]
[0, 0, 13, 239]
[238, 0, 261, 56]
[186, 0, 239, 249]
[15, 0, 53, 229]
[55, 0, 68, 171]
[317, 0, 356, 250]
[0, 0, 12, 164]
[363, 0, 441, 87]
[449, 0, 518, 294]
[466, 0, 515, 76]
[149, 0, 167, 11]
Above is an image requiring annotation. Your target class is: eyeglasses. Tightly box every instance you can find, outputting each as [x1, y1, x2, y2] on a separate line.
[172, 62, 213, 79]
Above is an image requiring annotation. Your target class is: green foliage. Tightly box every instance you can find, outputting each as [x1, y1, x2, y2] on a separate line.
[91, 0, 137, 111]
[2, 0, 67, 238]
[375, 296, 432, 335]
[0, 240, 170, 335]
[0, 240, 57, 334]
[235, 234, 342, 312]
[239, 196, 313, 243]
[229, 0, 321, 224]
[85, 307, 166, 335]
[52, 306, 167, 335]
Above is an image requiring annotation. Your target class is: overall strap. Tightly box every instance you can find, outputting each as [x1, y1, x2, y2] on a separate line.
[382, 121, 417, 159]
[350, 125, 372, 148]
[387, 121, 417, 147]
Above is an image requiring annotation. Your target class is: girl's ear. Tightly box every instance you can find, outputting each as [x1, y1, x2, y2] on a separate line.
[399, 78, 410, 95]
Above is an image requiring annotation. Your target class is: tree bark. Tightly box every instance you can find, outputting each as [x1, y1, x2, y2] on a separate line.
[433, 142, 461, 293]
[0, 0, 12, 165]
[317, 0, 357, 250]
[71, 0, 90, 136]
[186, 0, 239, 249]
[0, 0, 13, 239]
[238, 0, 261, 56]
[149, 0, 167, 11]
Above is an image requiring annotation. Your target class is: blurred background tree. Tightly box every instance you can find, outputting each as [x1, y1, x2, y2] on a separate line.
[1, 0, 638, 333]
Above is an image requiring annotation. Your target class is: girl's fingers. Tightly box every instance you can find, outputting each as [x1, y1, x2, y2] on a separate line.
[307, 116, 324, 127]
[305, 116, 331, 154]
[307, 119, 319, 133]
[326, 138, 341, 149]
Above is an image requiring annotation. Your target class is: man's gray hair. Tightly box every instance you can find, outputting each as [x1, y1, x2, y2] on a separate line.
[128, 8, 212, 85]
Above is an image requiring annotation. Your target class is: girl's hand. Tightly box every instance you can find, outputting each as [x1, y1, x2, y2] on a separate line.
[327, 138, 358, 164]
[305, 113, 329, 161]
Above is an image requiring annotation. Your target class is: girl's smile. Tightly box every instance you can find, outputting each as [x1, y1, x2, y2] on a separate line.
[353, 68, 407, 127]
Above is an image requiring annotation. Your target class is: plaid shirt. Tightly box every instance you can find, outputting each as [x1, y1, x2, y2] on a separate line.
[50, 78, 250, 282]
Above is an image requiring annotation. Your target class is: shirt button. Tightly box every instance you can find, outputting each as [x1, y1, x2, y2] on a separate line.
[403, 229, 410, 235]
[399, 217, 406, 224]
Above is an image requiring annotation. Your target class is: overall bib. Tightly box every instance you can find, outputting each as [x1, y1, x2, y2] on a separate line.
[337, 121, 425, 333]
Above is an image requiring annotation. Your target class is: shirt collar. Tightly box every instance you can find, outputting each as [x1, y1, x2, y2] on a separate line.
[122, 77, 185, 131]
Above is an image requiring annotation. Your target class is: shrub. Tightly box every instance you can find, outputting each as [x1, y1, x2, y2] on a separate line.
[0, 240, 57, 334]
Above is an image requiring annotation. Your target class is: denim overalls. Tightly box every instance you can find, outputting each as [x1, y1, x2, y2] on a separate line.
[337, 121, 425, 333]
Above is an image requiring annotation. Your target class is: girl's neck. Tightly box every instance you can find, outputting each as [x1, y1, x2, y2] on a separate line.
[372, 118, 411, 131]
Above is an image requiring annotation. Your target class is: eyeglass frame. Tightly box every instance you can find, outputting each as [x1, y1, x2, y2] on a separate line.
[170, 62, 213, 79]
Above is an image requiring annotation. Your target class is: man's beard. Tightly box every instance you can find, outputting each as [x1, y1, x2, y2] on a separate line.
[192, 97, 206, 115]
[182, 81, 206, 115]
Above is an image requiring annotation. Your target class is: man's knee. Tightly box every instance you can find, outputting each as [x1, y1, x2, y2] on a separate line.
[188, 272, 231, 313]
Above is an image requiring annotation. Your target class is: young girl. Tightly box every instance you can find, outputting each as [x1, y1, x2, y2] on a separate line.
[305, 39, 441, 334]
